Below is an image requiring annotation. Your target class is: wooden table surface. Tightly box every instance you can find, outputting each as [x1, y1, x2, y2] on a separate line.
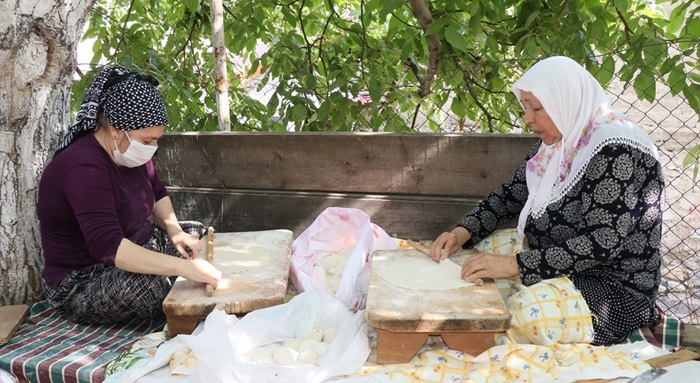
[366, 249, 511, 333]
[162, 229, 293, 318]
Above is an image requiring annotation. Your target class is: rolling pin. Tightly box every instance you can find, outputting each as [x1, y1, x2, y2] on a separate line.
[206, 226, 215, 296]
[406, 239, 484, 286]
[573, 348, 700, 383]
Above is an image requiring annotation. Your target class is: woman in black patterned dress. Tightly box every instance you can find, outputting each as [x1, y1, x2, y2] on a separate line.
[429, 56, 664, 346]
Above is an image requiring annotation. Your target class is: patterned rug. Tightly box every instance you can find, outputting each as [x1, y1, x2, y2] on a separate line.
[0, 301, 165, 383]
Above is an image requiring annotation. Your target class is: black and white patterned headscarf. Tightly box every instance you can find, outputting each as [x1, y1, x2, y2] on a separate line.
[55, 66, 169, 157]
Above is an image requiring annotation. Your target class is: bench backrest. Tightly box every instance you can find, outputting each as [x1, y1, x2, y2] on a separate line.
[155, 132, 537, 239]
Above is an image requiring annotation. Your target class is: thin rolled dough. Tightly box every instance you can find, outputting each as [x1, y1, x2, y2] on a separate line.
[375, 255, 473, 290]
[214, 245, 270, 273]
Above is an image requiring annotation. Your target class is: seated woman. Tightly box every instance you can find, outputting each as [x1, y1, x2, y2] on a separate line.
[37, 66, 222, 324]
[430, 56, 664, 346]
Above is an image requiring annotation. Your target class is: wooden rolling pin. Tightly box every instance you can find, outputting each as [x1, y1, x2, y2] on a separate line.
[574, 348, 700, 383]
[206, 226, 215, 296]
[406, 239, 484, 286]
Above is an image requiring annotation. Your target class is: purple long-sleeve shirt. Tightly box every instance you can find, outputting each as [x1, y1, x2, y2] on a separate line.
[37, 133, 167, 288]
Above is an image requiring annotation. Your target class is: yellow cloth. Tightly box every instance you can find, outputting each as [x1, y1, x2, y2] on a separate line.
[352, 229, 647, 383]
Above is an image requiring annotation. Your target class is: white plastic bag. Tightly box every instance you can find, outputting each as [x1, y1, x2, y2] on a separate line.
[182, 291, 370, 383]
[291, 207, 398, 310]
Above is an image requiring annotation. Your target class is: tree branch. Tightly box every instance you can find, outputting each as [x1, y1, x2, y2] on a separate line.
[296, 0, 315, 75]
[452, 56, 496, 132]
[407, 0, 440, 98]
[174, 20, 197, 59]
[112, 0, 136, 58]
[615, 7, 633, 45]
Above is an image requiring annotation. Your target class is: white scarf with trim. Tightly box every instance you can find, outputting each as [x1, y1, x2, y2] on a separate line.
[512, 56, 659, 235]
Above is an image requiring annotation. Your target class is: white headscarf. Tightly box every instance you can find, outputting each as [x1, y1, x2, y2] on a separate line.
[513, 56, 658, 235]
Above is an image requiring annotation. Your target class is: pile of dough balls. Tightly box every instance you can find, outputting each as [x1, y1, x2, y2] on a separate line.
[241, 327, 338, 366]
[318, 246, 354, 294]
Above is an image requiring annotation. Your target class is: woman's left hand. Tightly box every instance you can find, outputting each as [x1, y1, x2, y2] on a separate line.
[460, 252, 519, 282]
[171, 231, 203, 259]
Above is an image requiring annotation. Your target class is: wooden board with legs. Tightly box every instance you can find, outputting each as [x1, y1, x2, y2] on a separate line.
[366, 249, 511, 364]
[162, 230, 293, 336]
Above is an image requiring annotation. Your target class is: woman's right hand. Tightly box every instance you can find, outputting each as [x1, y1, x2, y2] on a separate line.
[183, 258, 222, 287]
[429, 227, 472, 262]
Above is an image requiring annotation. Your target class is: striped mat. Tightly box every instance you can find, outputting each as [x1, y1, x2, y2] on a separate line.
[0, 301, 165, 383]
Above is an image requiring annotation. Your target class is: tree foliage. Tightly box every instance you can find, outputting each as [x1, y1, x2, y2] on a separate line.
[76, 0, 700, 135]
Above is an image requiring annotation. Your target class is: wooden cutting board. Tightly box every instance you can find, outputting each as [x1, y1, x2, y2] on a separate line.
[162, 229, 292, 335]
[366, 249, 511, 363]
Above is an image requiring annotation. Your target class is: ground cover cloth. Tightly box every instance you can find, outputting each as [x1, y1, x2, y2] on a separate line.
[103, 322, 687, 383]
[0, 301, 165, 383]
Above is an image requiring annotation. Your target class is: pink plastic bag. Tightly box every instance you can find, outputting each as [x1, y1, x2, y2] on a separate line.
[290, 207, 398, 311]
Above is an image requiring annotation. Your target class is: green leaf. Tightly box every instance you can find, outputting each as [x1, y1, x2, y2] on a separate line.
[667, 3, 688, 35]
[450, 70, 464, 87]
[598, 55, 615, 86]
[633, 70, 655, 102]
[683, 84, 700, 113]
[291, 103, 307, 121]
[445, 25, 469, 52]
[682, 145, 700, 168]
[184, 0, 199, 14]
[668, 64, 686, 96]
[424, 17, 449, 36]
[450, 99, 466, 118]
[688, 71, 700, 85]
[687, 16, 700, 38]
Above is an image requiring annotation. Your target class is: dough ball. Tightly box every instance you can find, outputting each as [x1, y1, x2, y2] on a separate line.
[298, 349, 318, 365]
[283, 338, 302, 351]
[297, 339, 319, 352]
[307, 329, 324, 342]
[322, 254, 338, 269]
[313, 341, 329, 357]
[246, 346, 274, 364]
[323, 327, 338, 343]
[272, 346, 295, 366]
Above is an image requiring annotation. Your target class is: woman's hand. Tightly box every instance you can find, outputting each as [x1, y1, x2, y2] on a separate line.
[429, 227, 472, 262]
[460, 252, 519, 282]
[183, 258, 222, 287]
[170, 230, 203, 259]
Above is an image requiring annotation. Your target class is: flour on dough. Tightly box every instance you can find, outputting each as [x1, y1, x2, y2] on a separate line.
[376, 256, 473, 290]
[214, 245, 270, 273]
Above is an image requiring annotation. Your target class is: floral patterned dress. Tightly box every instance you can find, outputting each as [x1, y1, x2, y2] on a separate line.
[458, 141, 664, 346]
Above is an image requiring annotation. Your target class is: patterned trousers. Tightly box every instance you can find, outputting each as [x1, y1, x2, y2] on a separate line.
[41, 221, 206, 324]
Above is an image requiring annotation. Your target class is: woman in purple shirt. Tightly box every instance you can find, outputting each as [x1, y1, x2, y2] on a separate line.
[37, 66, 221, 324]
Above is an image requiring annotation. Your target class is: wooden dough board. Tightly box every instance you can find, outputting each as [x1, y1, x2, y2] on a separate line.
[366, 249, 511, 364]
[162, 229, 292, 336]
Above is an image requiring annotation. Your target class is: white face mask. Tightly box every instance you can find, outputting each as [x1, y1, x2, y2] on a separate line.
[113, 131, 158, 168]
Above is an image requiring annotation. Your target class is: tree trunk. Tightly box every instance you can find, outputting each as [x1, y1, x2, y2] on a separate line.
[0, 0, 95, 305]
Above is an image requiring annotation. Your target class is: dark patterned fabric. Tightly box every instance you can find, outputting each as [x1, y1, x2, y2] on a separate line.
[459, 142, 664, 346]
[41, 221, 205, 324]
[55, 66, 168, 157]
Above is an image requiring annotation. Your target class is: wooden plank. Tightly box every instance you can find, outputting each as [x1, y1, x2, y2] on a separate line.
[0, 305, 29, 345]
[155, 132, 537, 197]
[167, 187, 517, 239]
[366, 249, 510, 333]
[162, 230, 292, 319]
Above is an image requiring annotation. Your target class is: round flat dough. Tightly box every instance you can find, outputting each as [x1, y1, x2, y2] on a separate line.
[376, 256, 473, 290]
[214, 245, 270, 273]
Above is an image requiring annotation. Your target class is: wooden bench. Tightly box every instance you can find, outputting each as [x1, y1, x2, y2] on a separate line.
[155, 132, 537, 239]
